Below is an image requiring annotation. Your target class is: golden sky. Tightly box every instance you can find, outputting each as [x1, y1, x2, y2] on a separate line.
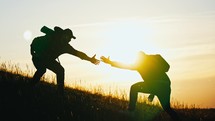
[0, 0, 215, 108]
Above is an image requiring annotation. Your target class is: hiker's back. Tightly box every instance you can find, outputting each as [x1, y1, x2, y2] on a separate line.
[147, 54, 170, 73]
[31, 36, 49, 57]
[31, 35, 55, 57]
[30, 26, 76, 60]
[30, 26, 62, 58]
[137, 53, 170, 81]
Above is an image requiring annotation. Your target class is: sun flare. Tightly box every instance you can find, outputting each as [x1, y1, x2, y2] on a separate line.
[23, 30, 32, 41]
[96, 20, 159, 85]
[100, 20, 157, 64]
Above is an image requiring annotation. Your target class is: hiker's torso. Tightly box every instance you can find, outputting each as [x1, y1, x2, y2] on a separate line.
[136, 55, 170, 86]
[138, 69, 170, 85]
[31, 35, 74, 60]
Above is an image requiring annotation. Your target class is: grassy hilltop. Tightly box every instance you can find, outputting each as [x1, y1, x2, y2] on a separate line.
[0, 62, 214, 121]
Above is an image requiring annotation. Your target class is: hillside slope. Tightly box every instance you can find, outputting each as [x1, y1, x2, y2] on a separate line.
[0, 71, 214, 121]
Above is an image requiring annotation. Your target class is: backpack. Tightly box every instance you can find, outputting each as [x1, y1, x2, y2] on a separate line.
[147, 54, 170, 73]
[30, 26, 56, 57]
[30, 36, 50, 57]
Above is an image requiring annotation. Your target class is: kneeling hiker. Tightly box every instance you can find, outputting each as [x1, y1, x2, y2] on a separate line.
[30, 26, 100, 95]
[101, 51, 179, 120]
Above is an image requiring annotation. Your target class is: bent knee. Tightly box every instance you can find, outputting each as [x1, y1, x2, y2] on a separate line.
[130, 84, 139, 91]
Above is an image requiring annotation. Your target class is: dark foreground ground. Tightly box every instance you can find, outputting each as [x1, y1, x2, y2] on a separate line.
[0, 71, 214, 121]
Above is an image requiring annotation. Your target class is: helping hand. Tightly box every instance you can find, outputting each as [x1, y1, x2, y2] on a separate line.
[100, 56, 111, 64]
[90, 54, 100, 65]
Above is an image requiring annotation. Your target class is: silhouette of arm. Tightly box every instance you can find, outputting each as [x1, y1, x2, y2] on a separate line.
[110, 61, 137, 70]
[65, 44, 99, 64]
[100, 56, 137, 70]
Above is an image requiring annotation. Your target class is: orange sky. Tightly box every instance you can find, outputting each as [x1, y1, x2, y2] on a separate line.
[0, 0, 215, 108]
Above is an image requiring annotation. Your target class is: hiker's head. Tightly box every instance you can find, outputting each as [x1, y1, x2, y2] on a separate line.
[60, 29, 76, 43]
[64, 28, 76, 39]
[138, 51, 146, 58]
[135, 51, 147, 65]
[54, 26, 76, 43]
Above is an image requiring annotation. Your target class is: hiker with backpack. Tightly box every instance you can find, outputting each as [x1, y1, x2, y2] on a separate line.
[100, 51, 179, 120]
[30, 26, 100, 95]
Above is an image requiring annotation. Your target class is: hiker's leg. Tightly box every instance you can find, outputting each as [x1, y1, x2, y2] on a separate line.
[46, 60, 65, 95]
[31, 69, 46, 85]
[129, 82, 151, 111]
[31, 58, 46, 86]
[157, 89, 179, 120]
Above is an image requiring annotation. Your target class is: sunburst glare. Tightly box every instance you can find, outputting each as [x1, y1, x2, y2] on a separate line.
[23, 30, 32, 41]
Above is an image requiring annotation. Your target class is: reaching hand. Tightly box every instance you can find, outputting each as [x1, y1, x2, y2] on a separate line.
[90, 54, 100, 65]
[100, 56, 111, 64]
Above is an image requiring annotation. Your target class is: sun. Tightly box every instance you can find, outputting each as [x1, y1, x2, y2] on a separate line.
[100, 20, 156, 64]
[95, 20, 158, 85]
[23, 30, 32, 41]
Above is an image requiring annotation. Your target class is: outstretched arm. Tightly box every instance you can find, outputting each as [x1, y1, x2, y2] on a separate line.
[66, 44, 100, 65]
[100, 56, 137, 70]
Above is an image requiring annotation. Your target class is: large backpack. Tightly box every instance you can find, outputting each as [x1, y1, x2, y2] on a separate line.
[30, 36, 50, 57]
[137, 53, 170, 73]
[30, 26, 62, 57]
[147, 54, 170, 73]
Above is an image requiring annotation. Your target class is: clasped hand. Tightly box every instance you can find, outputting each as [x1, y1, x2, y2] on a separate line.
[90, 55, 112, 65]
[90, 54, 100, 65]
[100, 56, 111, 64]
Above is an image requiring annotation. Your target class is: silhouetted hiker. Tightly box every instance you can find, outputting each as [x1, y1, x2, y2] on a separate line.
[101, 51, 179, 120]
[30, 26, 100, 95]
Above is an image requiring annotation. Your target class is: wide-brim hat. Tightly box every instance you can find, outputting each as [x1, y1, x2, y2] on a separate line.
[64, 28, 76, 39]
[54, 26, 76, 39]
